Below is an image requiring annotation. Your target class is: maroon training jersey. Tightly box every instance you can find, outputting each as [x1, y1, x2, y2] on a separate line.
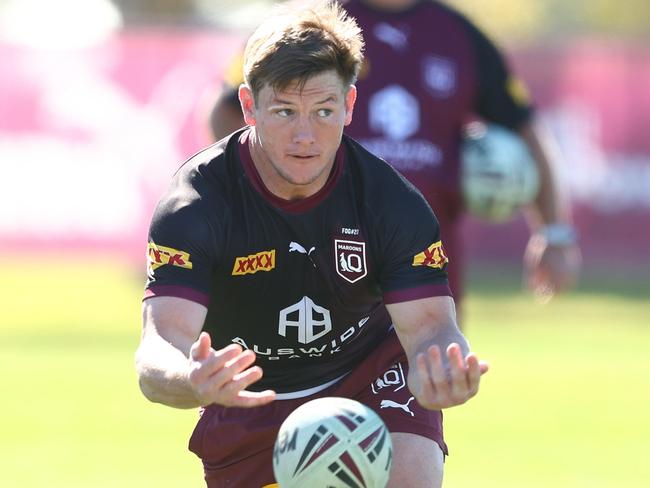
[144, 128, 451, 395]
[344, 0, 533, 225]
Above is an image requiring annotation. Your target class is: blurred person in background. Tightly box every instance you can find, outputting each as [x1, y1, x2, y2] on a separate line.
[210, 0, 581, 321]
[136, 2, 488, 486]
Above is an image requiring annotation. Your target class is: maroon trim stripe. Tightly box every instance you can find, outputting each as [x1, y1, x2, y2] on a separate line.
[143, 285, 210, 307]
[383, 283, 452, 305]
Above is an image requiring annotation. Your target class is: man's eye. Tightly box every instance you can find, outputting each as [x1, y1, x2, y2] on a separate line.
[317, 108, 333, 117]
[277, 109, 292, 117]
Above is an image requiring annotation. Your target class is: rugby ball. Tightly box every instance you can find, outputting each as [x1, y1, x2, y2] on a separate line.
[273, 397, 392, 488]
[461, 122, 540, 222]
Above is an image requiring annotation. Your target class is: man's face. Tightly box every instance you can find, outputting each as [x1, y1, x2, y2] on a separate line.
[240, 70, 356, 200]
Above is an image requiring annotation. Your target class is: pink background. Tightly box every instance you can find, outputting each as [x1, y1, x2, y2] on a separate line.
[1, 31, 648, 267]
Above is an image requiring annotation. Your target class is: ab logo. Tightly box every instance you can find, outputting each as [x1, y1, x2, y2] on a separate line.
[278, 297, 332, 344]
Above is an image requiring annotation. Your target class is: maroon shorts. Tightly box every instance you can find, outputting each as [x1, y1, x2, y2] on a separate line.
[188, 330, 447, 487]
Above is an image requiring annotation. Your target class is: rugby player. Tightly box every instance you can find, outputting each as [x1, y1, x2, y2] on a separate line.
[136, 2, 487, 486]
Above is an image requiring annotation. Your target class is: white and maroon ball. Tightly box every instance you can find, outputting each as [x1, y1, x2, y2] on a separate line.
[273, 397, 393, 488]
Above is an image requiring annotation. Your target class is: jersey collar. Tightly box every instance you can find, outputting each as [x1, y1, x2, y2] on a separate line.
[237, 128, 346, 214]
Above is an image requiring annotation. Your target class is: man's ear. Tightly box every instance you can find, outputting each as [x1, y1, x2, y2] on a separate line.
[239, 84, 256, 126]
[344, 85, 357, 126]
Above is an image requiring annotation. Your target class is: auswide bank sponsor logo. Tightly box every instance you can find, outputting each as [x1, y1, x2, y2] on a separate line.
[231, 296, 370, 361]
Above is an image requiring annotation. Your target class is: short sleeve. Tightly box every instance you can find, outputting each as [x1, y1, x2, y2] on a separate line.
[468, 21, 534, 129]
[144, 187, 219, 307]
[373, 181, 452, 304]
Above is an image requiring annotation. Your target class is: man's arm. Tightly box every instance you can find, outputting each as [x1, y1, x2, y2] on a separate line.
[461, 10, 581, 298]
[135, 296, 275, 409]
[519, 120, 581, 298]
[386, 296, 488, 410]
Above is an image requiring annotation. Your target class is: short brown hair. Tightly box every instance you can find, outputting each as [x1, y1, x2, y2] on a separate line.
[243, 1, 364, 99]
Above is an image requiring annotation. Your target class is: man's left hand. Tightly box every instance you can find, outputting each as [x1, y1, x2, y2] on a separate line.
[408, 343, 489, 410]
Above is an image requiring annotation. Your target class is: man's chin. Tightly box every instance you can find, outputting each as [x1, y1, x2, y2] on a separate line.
[281, 163, 323, 184]
[285, 175, 321, 187]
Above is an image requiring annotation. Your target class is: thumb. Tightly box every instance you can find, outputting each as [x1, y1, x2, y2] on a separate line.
[190, 332, 211, 361]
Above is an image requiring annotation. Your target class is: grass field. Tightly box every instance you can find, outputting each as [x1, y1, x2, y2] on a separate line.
[1, 258, 648, 487]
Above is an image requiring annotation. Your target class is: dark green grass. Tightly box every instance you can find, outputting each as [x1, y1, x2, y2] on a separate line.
[0, 259, 647, 487]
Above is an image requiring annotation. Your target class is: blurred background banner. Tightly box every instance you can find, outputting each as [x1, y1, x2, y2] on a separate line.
[0, 27, 239, 260]
[465, 41, 650, 265]
[1, 21, 649, 265]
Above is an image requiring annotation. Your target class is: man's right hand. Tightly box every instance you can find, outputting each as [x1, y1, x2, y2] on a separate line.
[188, 332, 276, 408]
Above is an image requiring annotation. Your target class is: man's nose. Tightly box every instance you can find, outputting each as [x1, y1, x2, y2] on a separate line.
[292, 115, 316, 145]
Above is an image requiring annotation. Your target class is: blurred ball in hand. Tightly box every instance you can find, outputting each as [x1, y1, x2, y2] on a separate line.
[461, 122, 540, 222]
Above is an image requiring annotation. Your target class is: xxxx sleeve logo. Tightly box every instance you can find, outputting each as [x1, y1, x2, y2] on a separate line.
[232, 250, 276, 275]
[412, 240, 449, 269]
[147, 242, 192, 270]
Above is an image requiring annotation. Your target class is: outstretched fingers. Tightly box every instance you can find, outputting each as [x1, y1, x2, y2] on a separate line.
[448, 343, 471, 402]
[188, 343, 242, 387]
[415, 344, 451, 409]
[465, 353, 485, 398]
[220, 357, 276, 407]
[415, 348, 436, 403]
[187, 337, 276, 407]
[196, 349, 254, 393]
[429, 344, 452, 403]
[415, 343, 489, 409]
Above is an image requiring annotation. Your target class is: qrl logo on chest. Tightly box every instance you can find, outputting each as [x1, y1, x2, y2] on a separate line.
[334, 239, 367, 283]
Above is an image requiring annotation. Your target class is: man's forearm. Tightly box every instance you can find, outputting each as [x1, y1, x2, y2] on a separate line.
[519, 121, 571, 227]
[135, 335, 202, 409]
[402, 321, 470, 371]
[388, 297, 469, 370]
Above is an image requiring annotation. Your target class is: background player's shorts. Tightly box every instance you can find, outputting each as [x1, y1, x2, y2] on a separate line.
[188, 330, 447, 488]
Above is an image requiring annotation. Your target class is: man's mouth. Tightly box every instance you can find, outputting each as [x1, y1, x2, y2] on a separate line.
[289, 154, 318, 160]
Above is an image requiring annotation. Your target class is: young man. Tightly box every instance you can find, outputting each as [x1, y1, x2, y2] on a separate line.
[210, 0, 581, 315]
[136, 2, 487, 487]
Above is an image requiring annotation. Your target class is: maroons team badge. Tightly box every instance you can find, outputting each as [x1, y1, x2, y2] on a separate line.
[334, 239, 367, 283]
